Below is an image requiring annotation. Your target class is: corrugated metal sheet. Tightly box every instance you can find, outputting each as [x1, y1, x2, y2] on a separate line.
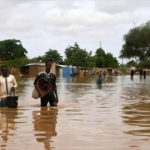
[63, 66, 71, 77]
[25, 63, 45, 66]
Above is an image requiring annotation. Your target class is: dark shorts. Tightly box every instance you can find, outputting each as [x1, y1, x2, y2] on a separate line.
[41, 91, 57, 107]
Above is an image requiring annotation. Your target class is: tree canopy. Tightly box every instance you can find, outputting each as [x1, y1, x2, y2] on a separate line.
[120, 21, 150, 62]
[105, 53, 118, 68]
[64, 43, 118, 68]
[65, 42, 80, 59]
[69, 49, 89, 67]
[0, 39, 27, 60]
[64, 42, 90, 67]
[0, 39, 119, 68]
[43, 49, 63, 64]
[126, 60, 138, 67]
[95, 48, 106, 67]
[31, 49, 63, 64]
[94, 48, 118, 68]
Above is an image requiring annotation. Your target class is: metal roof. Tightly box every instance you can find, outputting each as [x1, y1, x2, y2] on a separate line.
[24, 63, 45, 66]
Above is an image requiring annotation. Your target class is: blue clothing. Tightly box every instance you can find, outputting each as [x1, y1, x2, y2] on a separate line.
[97, 76, 102, 84]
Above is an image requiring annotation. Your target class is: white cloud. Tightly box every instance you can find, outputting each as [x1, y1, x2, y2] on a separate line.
[94, 0, 150, 13]
[0, 0, 150, 60]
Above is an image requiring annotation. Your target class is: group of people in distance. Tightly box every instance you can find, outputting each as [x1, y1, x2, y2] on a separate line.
[0, 60, 58, 107]
[130, 69, 146, 79]
[97, 68, 147, 89]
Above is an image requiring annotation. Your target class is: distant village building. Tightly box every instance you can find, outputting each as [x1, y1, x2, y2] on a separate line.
[21, 63, 57, 77]
[95, 68, 120, 76]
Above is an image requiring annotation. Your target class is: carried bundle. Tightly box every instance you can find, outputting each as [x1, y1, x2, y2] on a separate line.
[32, 78, 52, 99]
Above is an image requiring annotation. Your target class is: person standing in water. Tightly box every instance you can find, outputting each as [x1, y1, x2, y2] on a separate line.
[143, 70, 146, 79]
[97, 74, 102, 84]
[139, 69, 143, 79]
[34, 61, 58, 107]
[130, 69, 134, 79]
[97, 73, 102, 89]
[0, 65, 17, 107]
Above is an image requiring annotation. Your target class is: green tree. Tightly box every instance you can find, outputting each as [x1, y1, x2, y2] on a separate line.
[64, 43, 119, 68]
[120, 21, 150, 62]
[6, 57, 30, 68]
[138, 60, 150, 68]
[105, 53, 118, 68]
[70, 49, 89, 67]
[31, 56, 44, 63]
[0, 39, 27, 60]
[43, 49, 63, 64]
[126, 60, 138, 67]
[87, 51, 96, 68]
[94, 48, 118, 68]
[65, 42, 80, 59]
[95, 48, 106, 67]
[64, 42, 91, 67]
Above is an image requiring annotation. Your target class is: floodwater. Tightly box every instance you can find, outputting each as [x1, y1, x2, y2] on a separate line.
[0, 75, 150, 150]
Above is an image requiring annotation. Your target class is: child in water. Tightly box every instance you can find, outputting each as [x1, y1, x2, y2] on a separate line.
[97, 74, 102, 85]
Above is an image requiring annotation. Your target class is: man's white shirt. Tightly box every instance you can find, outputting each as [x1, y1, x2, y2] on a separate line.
[0, 74, 17, 98]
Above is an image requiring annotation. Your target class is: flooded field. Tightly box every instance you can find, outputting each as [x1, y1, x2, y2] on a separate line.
[0, 75, 150, 150]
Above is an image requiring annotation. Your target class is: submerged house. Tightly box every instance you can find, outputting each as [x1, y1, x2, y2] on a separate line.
[21, 63, 78, 77]
[95, 68, 119, 76]
[21, 63, 57, 77]
[61, 65, 77, 77]
[77, 67, 91, 76]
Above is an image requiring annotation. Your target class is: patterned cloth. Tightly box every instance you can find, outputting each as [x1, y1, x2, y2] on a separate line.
[34, 71, 56, 89]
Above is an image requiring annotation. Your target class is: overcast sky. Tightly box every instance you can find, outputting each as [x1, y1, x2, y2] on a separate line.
[0, 0, 150, 61]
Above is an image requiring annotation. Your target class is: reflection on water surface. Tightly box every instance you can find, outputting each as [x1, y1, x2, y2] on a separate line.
[0, 75, 150, 150]
[33, 107, 57, 150]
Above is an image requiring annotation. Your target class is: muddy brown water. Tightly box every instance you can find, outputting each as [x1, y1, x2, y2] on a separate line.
[0, 75, 150, 150]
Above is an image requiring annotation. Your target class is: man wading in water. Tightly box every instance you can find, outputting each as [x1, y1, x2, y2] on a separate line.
[0, 65, 17, 107]
[34, 61, 58, 107]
